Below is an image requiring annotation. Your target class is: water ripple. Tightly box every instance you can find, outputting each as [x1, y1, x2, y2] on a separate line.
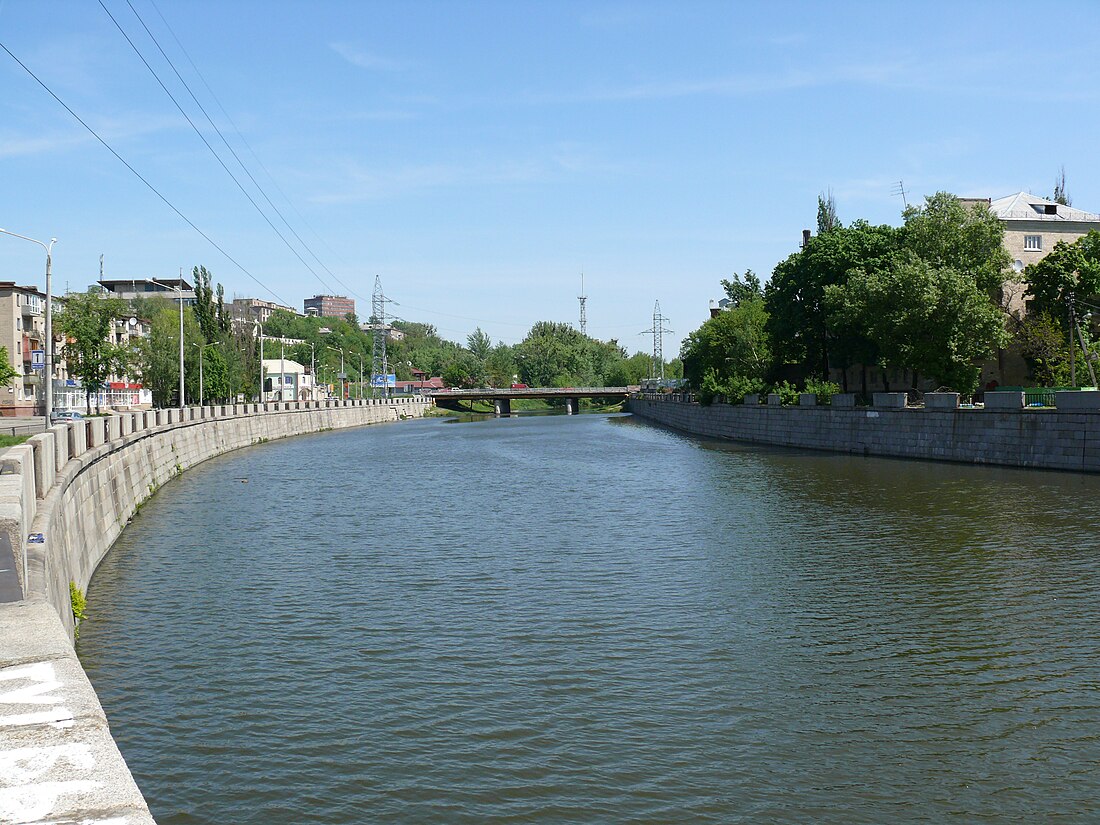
[77, 414, 1100, 823]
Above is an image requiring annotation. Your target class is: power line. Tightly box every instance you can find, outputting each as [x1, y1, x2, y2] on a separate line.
[98, 0, 341, 296]
[126, 0, 368, 304]
[146, 0, 350, 272]
[0, 39, 288, 305]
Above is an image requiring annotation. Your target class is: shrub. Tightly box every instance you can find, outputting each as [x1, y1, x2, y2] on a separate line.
[769, 380, 800, 405]
[804, 378, 841, 405]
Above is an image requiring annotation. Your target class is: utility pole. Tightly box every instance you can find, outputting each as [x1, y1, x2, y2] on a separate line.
[1068, 288, 1097, 387]
[578, 272, 587, 336]
[1069, 291, 1077, 387]
[640, 300, 673, 383]
[279, 338, 285, 403]
[178, 269, 184, 410]
[0, 229, 55, 418]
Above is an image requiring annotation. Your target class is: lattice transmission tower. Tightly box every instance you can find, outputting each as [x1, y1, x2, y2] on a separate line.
[370, 275, 394, 397]
[640, 300, 673, 382]
[578, 272, 587, 336]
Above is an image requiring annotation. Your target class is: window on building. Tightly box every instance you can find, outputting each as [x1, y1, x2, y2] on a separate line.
[1024, 235, 1043, 252]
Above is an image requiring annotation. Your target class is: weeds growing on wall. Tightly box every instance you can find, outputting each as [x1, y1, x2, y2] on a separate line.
[69, 581, 87, 638]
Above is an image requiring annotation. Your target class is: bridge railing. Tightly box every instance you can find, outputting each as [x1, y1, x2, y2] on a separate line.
[429, 386, 630, 397]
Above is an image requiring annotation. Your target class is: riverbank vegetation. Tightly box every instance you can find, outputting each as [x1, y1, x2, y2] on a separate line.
[681, 190, 1096, 402]
[54, 264, 677, 407]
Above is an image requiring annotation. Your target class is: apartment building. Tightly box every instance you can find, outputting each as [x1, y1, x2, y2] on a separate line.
[304, 294, 355, 319]
[0, 282, 54, 415]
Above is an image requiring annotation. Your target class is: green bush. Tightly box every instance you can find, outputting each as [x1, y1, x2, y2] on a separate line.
[699, 370, 764, 405]
[804, 378, 841, 405]
[769, 380, 800, 405]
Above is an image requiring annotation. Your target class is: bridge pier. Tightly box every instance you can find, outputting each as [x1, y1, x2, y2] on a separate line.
[565, 397, 579, 415]
[493, 398, 511, 416]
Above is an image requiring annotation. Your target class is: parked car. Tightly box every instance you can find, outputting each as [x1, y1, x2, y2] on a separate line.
[50, 410, 83, 423]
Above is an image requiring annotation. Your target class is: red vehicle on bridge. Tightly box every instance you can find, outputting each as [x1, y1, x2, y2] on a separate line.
[511, 383, 528, 389]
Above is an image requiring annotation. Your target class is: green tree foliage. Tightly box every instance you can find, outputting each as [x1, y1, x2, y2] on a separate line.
[191, 266, 229, 343]
[136, 305, 204, 407]
[827, 257, 1008, 392]
[1022, 230, 1100, 322]
[56, 289, 131, 413]
[681, 295, 770, 395]
[1014, 312, 1077, 386]
[765, 220, 901, 378]
[466, 327, 492, 362]
[0, 348, 19, 390]
[817, 191, 841, 234]
[515, 321, 595, 387]
[720, 270, 763, 307]
[195, 346, 231, 402]
[900, 191, 1010, 294]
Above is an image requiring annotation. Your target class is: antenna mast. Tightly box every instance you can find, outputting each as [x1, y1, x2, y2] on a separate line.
[640, 300, 673, 382]
[892, 180, 909, 209]
[578, 272, 587, 336]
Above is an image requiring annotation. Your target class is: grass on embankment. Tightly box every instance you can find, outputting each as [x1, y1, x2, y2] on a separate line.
[0, 434, 30, 448]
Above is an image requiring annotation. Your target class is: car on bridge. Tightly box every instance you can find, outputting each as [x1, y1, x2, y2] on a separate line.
[511, 383, 528, 389]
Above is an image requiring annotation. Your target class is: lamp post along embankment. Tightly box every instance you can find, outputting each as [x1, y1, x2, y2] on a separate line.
[0, 229, 55, 419]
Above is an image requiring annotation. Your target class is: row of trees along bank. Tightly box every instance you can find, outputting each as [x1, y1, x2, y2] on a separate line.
[49, 266, 681, 411]
[682, 190, 1100, 404]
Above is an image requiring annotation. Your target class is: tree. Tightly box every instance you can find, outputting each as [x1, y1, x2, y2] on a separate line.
[0, 348, 19, 391]
[515, 321, 594, 387]
[466, 327, 492, 362]
[765, 220, 901, 378]
[681, 295, 770, 389]
[1014, 311, 1077, 387]
[827, 256, 1008, 392]
[720, 270, 763, 308]
[900, 191, 1010, 294]
[1054, 166, 1071, 206]
[136, 305, 203, 407]
[817, 191, 841, 234]
[192, 266, 220, 343]
[1022, 230, 1100, 322]
[56, 289, 131, 413]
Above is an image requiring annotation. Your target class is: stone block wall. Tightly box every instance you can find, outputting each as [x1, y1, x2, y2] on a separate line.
[628, 396, 1100, 473]
[0, 397, 431, 825]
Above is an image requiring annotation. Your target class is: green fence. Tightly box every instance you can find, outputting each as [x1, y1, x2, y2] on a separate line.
[996, 386, 1097, 407]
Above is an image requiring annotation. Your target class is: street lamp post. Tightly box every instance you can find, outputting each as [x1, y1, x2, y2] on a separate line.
[326, 345, 344, 399]
[192, 342, 212, 406]
[254, 321, 264, 402]
[0, 229, 55, 418]
[358, 353, 364, 400]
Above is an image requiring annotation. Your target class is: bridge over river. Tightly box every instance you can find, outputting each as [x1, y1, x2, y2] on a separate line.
[426, 386, 632, 415]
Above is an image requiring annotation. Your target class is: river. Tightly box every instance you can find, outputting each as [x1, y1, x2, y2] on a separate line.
[77, 412, 1100, 823]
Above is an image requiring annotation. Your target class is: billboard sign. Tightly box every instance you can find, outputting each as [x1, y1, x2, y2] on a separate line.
[370, 374, 397, 388]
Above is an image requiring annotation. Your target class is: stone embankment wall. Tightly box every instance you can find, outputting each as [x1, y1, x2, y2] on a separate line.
[0, 397, 430, 825]
[628, 395, 1100, 473]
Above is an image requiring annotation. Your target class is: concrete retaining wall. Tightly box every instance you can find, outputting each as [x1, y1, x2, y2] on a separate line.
[0, 397, 431, 825]
[627, 396, 1100, 473]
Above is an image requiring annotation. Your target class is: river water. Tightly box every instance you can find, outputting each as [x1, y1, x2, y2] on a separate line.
[78, 412, 1100, 823]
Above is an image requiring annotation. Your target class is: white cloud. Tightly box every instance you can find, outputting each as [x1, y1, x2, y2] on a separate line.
[330, 43, 411, 72]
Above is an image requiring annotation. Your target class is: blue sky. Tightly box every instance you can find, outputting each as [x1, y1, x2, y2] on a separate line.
[3, 1, 1100, 351]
